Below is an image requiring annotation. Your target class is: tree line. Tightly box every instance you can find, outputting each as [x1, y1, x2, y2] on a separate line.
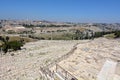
[74, 30, 120, 40]
[22, 24, 71, 28]
[26, 30, 120, 40]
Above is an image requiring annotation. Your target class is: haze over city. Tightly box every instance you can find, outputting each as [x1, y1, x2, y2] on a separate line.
[0, 0, 120, 23]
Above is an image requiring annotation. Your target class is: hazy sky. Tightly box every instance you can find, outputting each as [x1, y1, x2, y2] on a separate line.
[0, 0, 120, 23]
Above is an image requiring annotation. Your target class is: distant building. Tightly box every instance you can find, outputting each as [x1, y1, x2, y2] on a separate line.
[2, 25, 26, 33]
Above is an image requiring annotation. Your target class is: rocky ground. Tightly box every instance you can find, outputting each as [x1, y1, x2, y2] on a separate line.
[55, 38, 120, 80]
[0, 40, 86, 80]
[1, 38, 120, 80]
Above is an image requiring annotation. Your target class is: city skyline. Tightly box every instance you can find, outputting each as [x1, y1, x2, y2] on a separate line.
[0, 0, 120, 23]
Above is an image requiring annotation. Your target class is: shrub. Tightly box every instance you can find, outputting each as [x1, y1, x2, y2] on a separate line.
[2, 40, 24, 53]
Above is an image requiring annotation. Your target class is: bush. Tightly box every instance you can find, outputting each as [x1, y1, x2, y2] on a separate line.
[2, 40, 24, 53]
[8, 41, 23, 50]
[114, 31, 120, 38]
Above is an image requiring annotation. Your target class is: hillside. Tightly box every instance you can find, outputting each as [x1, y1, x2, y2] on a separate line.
[52, 38, 120, 80]
[0, 40, 87, 80]
[1, 38, 120, 80]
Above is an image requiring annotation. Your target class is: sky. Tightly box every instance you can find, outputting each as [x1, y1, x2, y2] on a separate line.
[0, 0, 120, 23]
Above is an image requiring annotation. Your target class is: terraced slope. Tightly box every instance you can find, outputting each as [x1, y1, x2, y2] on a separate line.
[0, 40, 87, 80]
[56, 38, 120, 80]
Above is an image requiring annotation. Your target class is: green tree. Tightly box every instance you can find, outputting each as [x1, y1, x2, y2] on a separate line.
[75, 30, 81, 40]
[115, 30, 120, 38]
[6, 36, 9, 42]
